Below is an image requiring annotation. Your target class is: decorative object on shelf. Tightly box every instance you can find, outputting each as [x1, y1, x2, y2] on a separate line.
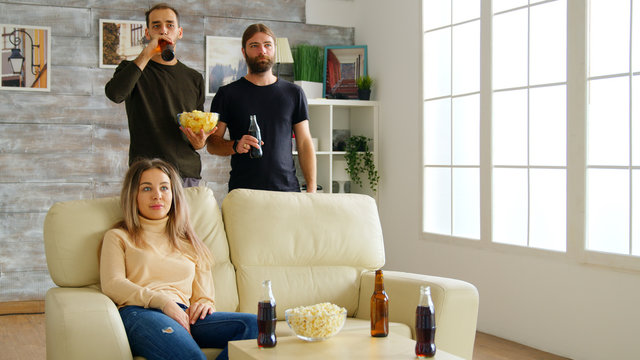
[205, 36, 247, 96]
[331, 180, 351, 193]
[332, 129, 351, 151]
[293, 44, 324, 99]
[275, 37, 294, 78]
[1, 24, 50, 91]
[344, 135, 379, 193]
[356, 75, 373, 100]
[323, 45, 367, 99]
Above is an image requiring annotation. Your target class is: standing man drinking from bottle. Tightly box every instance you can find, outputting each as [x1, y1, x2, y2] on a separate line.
[105, 3, 215, 187]
[206, 23, 317, 193]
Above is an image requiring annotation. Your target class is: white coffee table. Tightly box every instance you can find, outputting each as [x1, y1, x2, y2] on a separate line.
[229, 330, 464, 360]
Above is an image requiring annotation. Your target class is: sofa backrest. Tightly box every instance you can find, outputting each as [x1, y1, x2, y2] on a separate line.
[43, 186, 239, 312]
[221, 189, 385, 318]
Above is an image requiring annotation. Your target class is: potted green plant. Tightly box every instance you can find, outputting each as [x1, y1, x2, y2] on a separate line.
[356, 75, 373, 100]
[344, 135, 379, 193]
[292, 44, 324, 99]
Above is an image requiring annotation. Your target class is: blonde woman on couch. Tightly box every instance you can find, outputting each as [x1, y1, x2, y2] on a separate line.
[100, 158, 257, 360]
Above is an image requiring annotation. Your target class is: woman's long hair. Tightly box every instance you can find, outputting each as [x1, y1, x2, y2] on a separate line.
[116, 158, 212, 265]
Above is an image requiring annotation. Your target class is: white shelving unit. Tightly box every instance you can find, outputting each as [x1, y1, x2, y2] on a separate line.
[295, 99, 379, 199]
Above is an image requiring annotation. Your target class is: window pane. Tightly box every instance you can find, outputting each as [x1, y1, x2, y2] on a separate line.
[453, 168, 480, 239]
[493, 0, 527, 14]
[424, 28, 452, 99]
[493, 8, 528, 89]
[493, 90, 528, 165]
[530, 86, 567, 166]
[452, 94, 480, 165]
[423, 0, 451, 31]
[452, 20, 480, 95]
[633, 170, 640, 255]
[587, 169, 630, 254]
[530, 0, 567, 85]
[493, 168, 528, 246]
[424, 99, 451, 165]
[633, 0, 640, 72]
[424, 167, 451, 235]
[588, 77, 630, 166]
[633, 76, 640, 166]
[453, 0, 480, 24]
[530, 169, 567, 251]
[589, 0, 630, 77]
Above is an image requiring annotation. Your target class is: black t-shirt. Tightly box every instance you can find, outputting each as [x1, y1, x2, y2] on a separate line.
[211, 77, 309, 192]
[105, 60, 205, 179]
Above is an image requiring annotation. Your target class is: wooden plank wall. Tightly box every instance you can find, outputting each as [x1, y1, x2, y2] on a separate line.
[0, 0, 353, 302]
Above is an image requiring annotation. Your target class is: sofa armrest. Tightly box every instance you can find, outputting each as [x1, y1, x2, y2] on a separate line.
[46, 287, 132, 360]
[356, 270, 478, 360]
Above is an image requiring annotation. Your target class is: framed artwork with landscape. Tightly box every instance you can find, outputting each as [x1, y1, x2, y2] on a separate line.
[1, 24, 51, 91]
[99, 19, 146, 69]
[206, 36, 247, 97]
[323, 45, 367, 99]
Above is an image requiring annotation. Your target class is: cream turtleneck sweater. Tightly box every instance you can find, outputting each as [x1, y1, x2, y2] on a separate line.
[100, 216, 215, 311]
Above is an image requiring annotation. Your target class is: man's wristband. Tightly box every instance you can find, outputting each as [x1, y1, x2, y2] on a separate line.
[233, 139, 239, 154]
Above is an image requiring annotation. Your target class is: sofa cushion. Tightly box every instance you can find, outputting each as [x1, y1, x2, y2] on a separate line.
[43, 186, 239, 312]
[221, 189, 385, 318]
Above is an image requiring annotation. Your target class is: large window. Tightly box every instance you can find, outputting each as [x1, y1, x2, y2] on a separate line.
[423, 0, 481, 239]
[587, 0, 639, 257]
[422, 0, 640, 268]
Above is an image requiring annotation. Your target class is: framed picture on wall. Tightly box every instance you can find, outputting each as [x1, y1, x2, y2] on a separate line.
[99, 19, 146, 68]
[323, 45, 367, 99]
[206, 36, 247, 97]
[1, 24, 51, 91]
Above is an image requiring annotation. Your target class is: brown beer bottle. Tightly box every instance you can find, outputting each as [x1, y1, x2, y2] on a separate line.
[415, 285, 436, 357]
[370, 269, 389, 337]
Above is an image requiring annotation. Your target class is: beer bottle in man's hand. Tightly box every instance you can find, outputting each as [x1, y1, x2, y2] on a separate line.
[248, 115, 263, 158]
[157, 39, 174, 61]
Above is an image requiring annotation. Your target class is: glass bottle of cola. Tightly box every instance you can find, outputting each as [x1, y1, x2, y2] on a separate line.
[370, 269, 389, 337]
[257, 280, 277, 348]
[248, 115, 263, 158]
[415, 285, 436, 357]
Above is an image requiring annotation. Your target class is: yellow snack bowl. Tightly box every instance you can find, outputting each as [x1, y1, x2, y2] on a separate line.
[178, 111, 219, 133]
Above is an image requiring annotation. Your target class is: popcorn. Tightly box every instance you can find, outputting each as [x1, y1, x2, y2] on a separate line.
[178, 111, 218, 133]
[285, 302, 347, 339]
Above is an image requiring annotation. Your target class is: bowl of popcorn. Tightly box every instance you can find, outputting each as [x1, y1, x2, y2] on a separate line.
[284, 302, 347, 342]
[177, 110, 218, 133]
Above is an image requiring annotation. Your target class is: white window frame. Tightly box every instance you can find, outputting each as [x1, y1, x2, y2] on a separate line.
[421, 0, 640, 272]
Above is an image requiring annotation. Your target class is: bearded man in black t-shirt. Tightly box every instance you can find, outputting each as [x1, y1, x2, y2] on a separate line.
[206, 23, 317, 193]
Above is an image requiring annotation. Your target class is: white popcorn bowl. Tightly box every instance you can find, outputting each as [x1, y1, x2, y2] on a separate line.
[284, 308, 347, 342]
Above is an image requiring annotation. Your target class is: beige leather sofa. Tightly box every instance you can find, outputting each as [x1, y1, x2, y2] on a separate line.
[44, 187, 478, 360]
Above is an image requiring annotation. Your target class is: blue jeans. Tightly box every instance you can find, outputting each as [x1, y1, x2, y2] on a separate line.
[119, 304, 258, 360]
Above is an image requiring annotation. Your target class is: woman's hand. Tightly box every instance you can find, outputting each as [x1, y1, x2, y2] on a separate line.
[187, 302, 215, 325]
[163, 301, 191, 334]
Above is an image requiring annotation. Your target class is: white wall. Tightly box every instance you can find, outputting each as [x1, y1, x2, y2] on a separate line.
[306, 0, 356, 27]
[309, 0, 640, 359]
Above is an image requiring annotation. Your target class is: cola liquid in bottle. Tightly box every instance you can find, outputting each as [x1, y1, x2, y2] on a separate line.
[370, 269, 389, 337]
[257, 280, 277, 348]
[415, 285, 436, 357]
[248, 115, 263, 158]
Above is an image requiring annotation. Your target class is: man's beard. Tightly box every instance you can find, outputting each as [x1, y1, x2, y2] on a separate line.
[245, 54, 274, 73]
